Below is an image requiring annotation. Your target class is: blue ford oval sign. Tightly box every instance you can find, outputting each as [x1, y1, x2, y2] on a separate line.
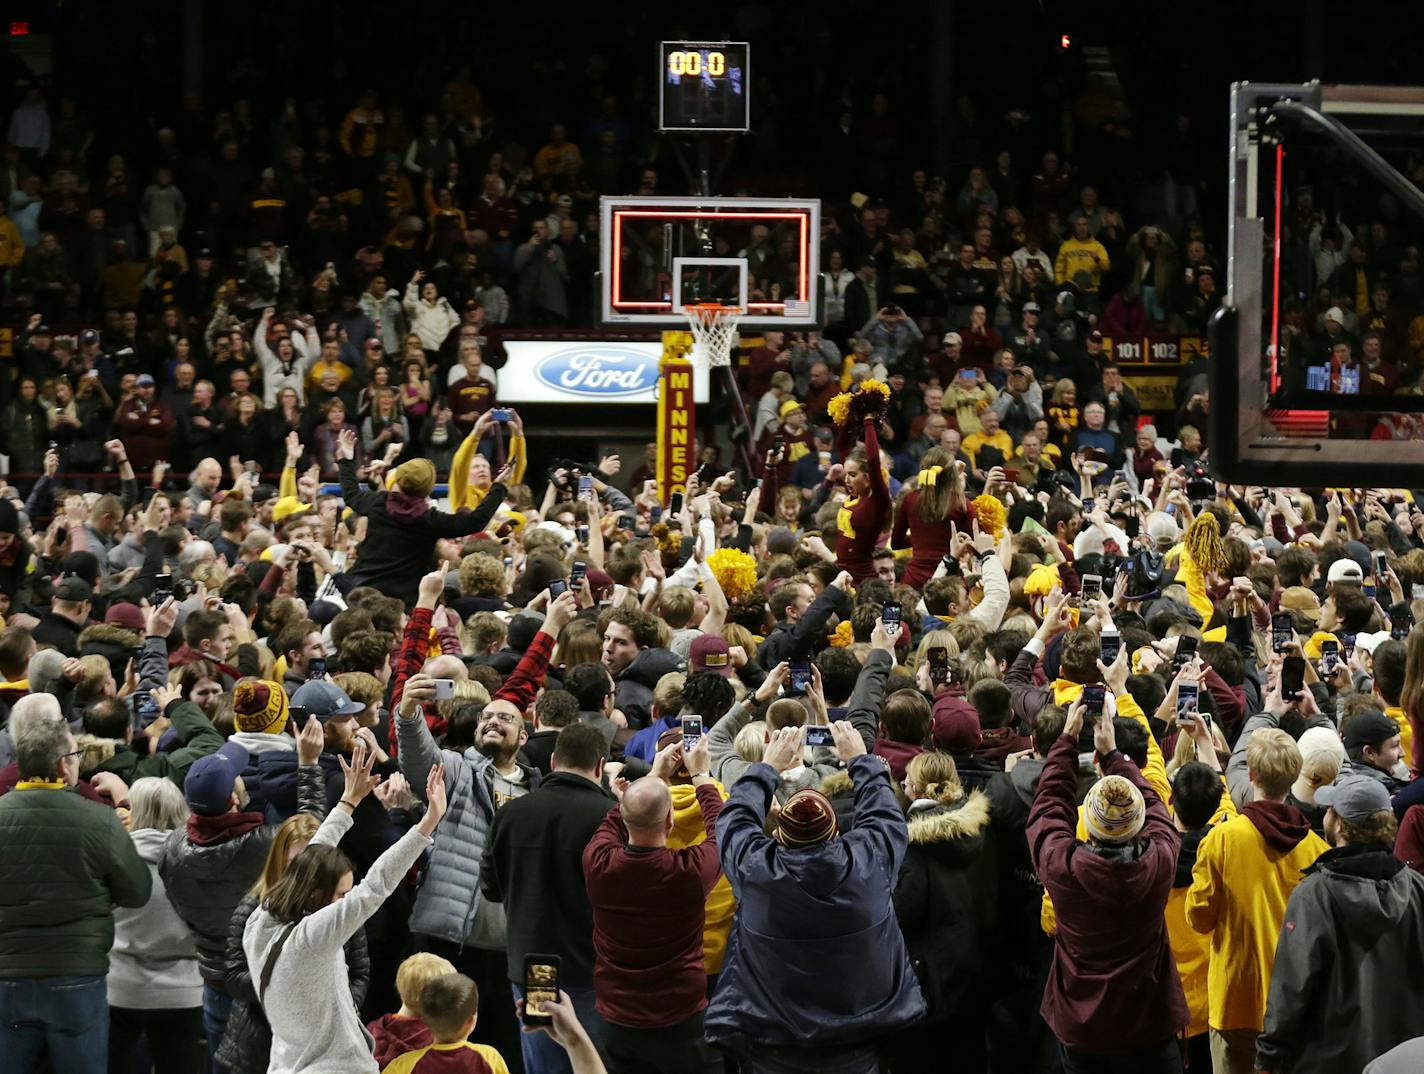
[534, 346, 659, 398]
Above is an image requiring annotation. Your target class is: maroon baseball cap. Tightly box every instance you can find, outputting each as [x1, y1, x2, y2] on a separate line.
[586, 568, 614, 602]
[689, 634, 732, 677]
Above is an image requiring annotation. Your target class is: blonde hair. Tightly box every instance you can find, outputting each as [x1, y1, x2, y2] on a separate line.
[334, 671, 383, 708]
[127, 776, 188, 831]
[1246, 728, 1303, 799]
[1051, 378, 1077, 403]
[254, 813, 321, 896]
[395, 952, 458, 1013]
[734, 721, 767, 762]
[652, 672, 686, 716]
[905, 751, 964, 803]
[721, 623, 758, 662]
[658, 586, 697, 629]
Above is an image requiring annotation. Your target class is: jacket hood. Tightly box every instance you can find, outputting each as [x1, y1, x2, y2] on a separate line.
[976, 725, 1031, 766]
[386, 490, 431, 522]
[129, 825, 172, 863]
[1008, 757, 1045, 805]
[818, 769, 853, 798]
[1307, 843, 1416, 935]
[77, 623, 142, 650]
[669, 779, 726, 846]
[1242, 799, 1313, 853]
[74, 733, 122, 770]
[617, 646, 684, 688]
[1051, 679, 1085, 706]
[872, 738, 925, 781]
[906, 790, 991, 864]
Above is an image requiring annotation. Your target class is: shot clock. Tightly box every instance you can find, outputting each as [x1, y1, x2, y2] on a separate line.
[659, 41, 750, 132]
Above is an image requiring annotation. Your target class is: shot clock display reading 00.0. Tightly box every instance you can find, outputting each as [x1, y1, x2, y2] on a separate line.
[658, 41, 750, 133]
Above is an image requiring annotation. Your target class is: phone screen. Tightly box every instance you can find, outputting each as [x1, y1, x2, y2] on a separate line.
[571, 561, 587, 586]
[578, 475, 594, 502]
[1176, 683, 1199, 722]
[1281, 656, 1306, 701]
[680, 715, 703, 746]
[928, 646, 949, 687]
[548, 579, 569, 598]
[1320, 640, 1339, 675]
[1271, 613, 1293, 653]
[669, 491, 684, 516]
[804, 725, 833, 747]
[1081, 684, 1106, 717]
[307, 658, 327, 680]
[788, 660, 812, 695]
[1080, 574, 1102, 602]
[1100, 631, 1121, 666]
[882, 602, 902, 631]
[522, 957, 560, 1026]
[1173, 636, 1198, 672]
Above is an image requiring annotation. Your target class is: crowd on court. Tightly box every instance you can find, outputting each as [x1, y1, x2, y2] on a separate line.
[5, 42, 1424, 1074]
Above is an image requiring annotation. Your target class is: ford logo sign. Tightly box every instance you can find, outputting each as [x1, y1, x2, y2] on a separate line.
[534, 346, 659, 398]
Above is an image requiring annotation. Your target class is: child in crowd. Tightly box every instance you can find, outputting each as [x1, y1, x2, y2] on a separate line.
[367, 952, 457, 1068]
[379, 973, 511, 1074]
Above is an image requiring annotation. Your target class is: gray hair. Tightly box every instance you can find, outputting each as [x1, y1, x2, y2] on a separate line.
[27, 649, 65, 695]
[127, 776, 188, 831]
[179, 540, 216, 574]
[11, 694, 68, 780]
[1138, 424, 1158, 441]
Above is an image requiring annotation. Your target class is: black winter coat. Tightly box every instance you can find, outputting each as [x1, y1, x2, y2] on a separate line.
[158, 762, 325, 985]
[893, 790, 999, 1020]
[338, 458, 504, 608]
[215, 889, 370, 1074]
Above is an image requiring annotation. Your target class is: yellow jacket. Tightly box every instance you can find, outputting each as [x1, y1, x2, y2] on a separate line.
[449, 427, 526, 511]
[1184, 810, 1327, 1032]
[668, 780, 735, 974]
[1040, 689, 1170, 934]
[1054, 237, 1110, 293]
[1165, 542, 1215, 625]
[1385, 704, 1413, 772]
[1165, 785, 1237, 1037]
[0, 217, 24, 268]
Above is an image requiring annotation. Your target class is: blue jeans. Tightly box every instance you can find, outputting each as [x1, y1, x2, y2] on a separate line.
[0, 975, 109, 1074]
[201, 984, 232, 1074]
[511, 983, 606, 1074]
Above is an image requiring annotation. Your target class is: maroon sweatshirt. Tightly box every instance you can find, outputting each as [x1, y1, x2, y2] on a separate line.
[367, 1013, 434, 1070]
[582, 782, 724, 1029]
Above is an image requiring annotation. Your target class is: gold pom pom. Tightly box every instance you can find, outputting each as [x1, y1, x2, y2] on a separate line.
[970, 493, 1007, 538]
[706, 547, 759, 600]
[829, 620, 854, 648]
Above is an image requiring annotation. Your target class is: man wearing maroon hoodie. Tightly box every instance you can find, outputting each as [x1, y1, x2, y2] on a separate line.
[1029, 696, 1187, 1073]
[583, 736, 724, 1074]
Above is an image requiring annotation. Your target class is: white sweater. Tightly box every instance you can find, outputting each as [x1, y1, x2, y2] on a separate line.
[243, 809, 432, 1074]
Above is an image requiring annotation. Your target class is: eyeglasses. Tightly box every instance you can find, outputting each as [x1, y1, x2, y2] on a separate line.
[61, 749, 84, 763]
[481, 711, 521, 727]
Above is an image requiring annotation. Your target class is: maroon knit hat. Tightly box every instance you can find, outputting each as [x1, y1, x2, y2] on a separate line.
[932, 706, 982, 754]
[104, 602, 147, 632]
[775, 788, 838, 847]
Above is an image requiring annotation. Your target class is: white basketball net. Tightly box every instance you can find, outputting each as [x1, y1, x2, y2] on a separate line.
[684, 303, 742, 368]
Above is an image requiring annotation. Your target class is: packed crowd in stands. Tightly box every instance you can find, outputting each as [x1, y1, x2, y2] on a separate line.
[4, 36, 1424, 1074]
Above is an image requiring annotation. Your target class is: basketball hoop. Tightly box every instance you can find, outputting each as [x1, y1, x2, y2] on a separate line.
[684, 302, 743, 369]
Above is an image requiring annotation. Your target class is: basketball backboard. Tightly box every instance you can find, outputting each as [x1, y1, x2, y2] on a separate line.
[1212, 82, 1424, 487]
[599, 196, 821, 329]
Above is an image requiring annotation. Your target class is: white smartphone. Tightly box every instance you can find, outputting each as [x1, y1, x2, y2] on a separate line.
[432, 678, 456, 701]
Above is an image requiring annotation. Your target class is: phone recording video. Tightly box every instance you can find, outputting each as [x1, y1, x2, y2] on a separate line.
[1100, 631, 1121, 666]
[1172, 635, 1198, 673]
[881, 602, 902, 634]
[571, 560, 587, 587]
[522, 956, 561, 1026]
[578, 474, 594, 503]
[804, 725, 833, 747]
[548, 579, 569, 599]
[1081, 684, 1106, 718]
[928, 646, 950, 688]
[1080, 574, 1102, 603]
[1271, 613, 1293, 654]
[1175, 683, 1199, 724]
[787, 660, 812, 696]
[307, 657, 327, 681]
[680, 715, 703, 747]
[1319, 639, 1339, 676]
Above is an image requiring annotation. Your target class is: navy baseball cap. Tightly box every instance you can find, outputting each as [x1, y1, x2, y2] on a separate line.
[292, 679, 365, 720]
[184, 741, 250, 816]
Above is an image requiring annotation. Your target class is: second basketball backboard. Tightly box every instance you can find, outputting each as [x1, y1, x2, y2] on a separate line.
[599, 196, 821, 329]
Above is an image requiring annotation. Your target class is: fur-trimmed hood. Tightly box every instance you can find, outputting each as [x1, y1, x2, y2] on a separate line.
[77, 623, 142, 650]
[74, 733, 124, 774]
[905, 790, 992, 863]
[818, 768, 853, 798]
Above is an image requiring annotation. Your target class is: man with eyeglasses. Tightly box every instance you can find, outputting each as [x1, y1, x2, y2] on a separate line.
[0, 694, 150, 1071]
[395, 573, 581, 1065]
